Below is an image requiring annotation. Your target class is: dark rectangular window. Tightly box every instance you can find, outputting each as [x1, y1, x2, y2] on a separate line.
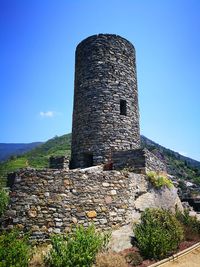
[83, 153, 93, 168]
[120, 100, 127, 116]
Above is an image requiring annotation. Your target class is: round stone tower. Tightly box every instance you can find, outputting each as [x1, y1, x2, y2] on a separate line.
[70, 34, 140, 168]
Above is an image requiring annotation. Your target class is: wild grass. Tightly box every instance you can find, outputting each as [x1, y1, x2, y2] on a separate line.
[147, 171, 173, 189]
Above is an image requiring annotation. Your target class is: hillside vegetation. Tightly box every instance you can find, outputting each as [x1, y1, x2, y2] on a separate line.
[0, 133, 200, 187]
[141, 136, 200, 185]
[0, 134, 71, 186]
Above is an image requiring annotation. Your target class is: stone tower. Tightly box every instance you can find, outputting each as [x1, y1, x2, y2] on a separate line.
[70, 34, 140, 168]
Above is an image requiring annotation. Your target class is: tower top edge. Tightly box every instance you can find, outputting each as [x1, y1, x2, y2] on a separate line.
[76, 34, 135, 50]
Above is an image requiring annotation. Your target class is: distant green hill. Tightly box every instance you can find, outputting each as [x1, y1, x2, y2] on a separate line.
[0, 134, 71, 186]
[0, 133, 200, 187]
[0, 142, 43, 162]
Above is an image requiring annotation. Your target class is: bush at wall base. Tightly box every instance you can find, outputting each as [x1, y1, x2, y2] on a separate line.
[134, 208, 184, 260]
[175, 208, 200, 241]
[45, 224, 109, 267]
[0, 229, 31, 267]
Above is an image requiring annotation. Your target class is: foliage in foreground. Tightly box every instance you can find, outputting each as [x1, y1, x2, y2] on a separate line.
[45, 224, 109, 267]
[0, 229, 31, 267]
[0, 189, 9, 217]
[147, 171, 173, 189]
[134, 208, 184, 260]
[175, 208, 200, 241]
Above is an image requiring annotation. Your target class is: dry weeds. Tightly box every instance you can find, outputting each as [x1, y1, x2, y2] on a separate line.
[28, 244, 51, 267]
[95, 251, 128, 267]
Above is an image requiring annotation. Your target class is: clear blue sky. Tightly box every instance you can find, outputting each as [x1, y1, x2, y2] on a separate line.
[1, 0, 200, 161]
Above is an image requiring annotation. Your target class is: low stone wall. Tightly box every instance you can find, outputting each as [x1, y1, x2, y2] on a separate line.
[3, 167, 139, 240]
[112, 148, 166, 173]
[2, 166, 181, 241]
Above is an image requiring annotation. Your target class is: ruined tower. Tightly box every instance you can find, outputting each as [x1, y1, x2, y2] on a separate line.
[70, 34, 140, 168]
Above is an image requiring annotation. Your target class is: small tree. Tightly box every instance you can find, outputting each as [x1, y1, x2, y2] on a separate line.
[134, 208, 183, 260]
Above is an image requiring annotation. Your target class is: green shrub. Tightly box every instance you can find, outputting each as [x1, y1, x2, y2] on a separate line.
[147, 171, 173, 189]
[0, 189, 9, 217]
[134, 208, 183, 260]
[0, 229, 31, 267]
[175, 208, 200, 240]
[45, 224, 108, 267]
[175, 208, 191, 225]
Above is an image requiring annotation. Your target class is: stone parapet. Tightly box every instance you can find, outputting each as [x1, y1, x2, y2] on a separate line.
[112, 148, 166, 173]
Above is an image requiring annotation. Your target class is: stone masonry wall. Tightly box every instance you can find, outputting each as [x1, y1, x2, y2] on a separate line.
[112, 148, 166, 173]
[49, 156, 69, 169]
[71, 34, 140, 168]
[2, 167, 182, 241]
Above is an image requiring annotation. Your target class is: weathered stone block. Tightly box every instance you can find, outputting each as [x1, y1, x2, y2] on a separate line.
[110, 190, 117, 195]
[86, 210, 97, 218]
[28, 209, 37, 218]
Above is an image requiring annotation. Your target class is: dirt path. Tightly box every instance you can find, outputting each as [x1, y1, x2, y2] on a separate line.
[160, 247, 200, 267]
